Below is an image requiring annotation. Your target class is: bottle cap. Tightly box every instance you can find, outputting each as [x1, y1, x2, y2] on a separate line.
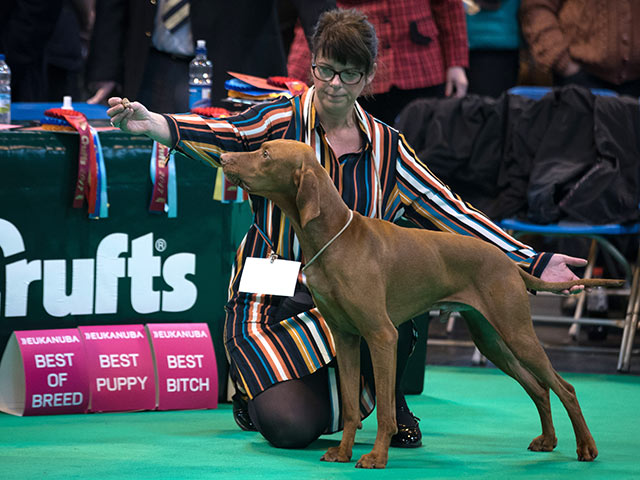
[196, 40, 206, 49]
[62, 96, 73, 110]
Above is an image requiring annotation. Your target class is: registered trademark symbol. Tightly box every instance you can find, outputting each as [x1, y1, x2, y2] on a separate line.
[155, 238, 167, 252]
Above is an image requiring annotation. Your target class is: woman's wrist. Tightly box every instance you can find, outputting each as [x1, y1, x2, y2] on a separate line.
[146, 112, 173, 147]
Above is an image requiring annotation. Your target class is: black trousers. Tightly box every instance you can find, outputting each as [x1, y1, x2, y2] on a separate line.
[138, 48, 191, 114]
[358, 84, 446, 127]
[468, 49, 520, 98]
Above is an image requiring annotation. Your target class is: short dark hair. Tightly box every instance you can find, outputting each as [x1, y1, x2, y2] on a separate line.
[311, 8, 378, 75]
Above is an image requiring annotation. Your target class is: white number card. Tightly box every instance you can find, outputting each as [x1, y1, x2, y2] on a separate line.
[238, 257, 301, 297]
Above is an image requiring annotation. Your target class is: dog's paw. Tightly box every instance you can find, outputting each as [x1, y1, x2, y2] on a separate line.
[576, 441, 598, 462]
[321, 446, 351, 463]
[528, 434, 557, 452]
[355, 452, 388, 469]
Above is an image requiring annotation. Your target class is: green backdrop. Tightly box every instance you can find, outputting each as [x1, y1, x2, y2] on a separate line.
[0, 129, 253, 399]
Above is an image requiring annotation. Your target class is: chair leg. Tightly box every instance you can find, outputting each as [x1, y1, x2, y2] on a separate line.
[471, 347, 487, 366]
[617, 246, 640, 372]
[569, 240, 598, 340]
[445, 313, 456, 335]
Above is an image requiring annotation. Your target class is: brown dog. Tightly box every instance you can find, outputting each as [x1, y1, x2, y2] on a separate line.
[220, 139, 622, 468]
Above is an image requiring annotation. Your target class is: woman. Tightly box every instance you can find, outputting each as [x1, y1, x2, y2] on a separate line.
[108, 8, 585, 450]
[286, 0, 470, 125]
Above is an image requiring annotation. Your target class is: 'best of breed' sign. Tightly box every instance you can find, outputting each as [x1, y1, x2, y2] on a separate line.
[0, 329, 90, 416]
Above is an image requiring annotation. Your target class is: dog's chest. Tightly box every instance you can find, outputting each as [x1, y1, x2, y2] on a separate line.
[307, 284, 361, 336]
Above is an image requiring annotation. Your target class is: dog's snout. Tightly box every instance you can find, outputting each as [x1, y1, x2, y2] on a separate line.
[220, 153, 230, 166]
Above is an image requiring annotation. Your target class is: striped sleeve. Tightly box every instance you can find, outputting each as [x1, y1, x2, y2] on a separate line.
[162, 96, 295, 168]
[393, 132, 542, 270]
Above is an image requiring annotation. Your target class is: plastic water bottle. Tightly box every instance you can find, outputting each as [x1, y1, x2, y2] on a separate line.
[61, 95, 73, 110]
[587, 287, 608, 315]
[0, 54, 11, 124]
[586, 267, 608, 317]
[189, 40, 212, 109]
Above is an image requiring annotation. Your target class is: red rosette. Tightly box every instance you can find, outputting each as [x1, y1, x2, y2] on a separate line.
[190, 106, 232, 118]
[45, 107, 98, 214]
[267, 76, 298, 88]
[267, 76, 309, 96]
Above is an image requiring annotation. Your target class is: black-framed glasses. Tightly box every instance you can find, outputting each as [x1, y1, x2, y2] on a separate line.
[311, 64, 365, 85]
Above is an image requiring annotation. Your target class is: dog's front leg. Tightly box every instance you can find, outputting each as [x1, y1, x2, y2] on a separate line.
[321, 330, 361, 464]
[356, 325, 399, 469]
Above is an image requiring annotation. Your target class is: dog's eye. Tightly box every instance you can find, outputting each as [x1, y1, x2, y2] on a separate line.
[262, 150, 269, 158]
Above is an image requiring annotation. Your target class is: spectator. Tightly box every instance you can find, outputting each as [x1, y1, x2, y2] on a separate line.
[521, 0, 640, 97]
[45, 0, 95, 102]
[86, 0, 334, 112]
[0, 0, 64, 101]
[466, 0, 521, 98]
[287, 0, 469, 125]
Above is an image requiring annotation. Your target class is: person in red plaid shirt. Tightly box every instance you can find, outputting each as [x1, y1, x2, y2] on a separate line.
[287, 0, 469, 124]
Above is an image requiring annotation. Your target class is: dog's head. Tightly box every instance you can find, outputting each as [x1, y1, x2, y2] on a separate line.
[221, 139, 323, 228]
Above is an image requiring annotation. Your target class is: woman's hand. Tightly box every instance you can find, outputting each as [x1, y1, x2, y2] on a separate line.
[445, 66, 468, 98]
[558, 59, 581, 77]
[107, 97, 153, 135]
[540, 253, 588, 295]
[106, 97, 172, 146]
[87, 81, 117, 105]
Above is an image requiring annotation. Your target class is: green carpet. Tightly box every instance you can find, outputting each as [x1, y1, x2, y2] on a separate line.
[1, 366, 638, 479]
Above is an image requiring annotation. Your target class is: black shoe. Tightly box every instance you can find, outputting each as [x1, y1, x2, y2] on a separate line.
[232, 392, 257, 432]
[390, 405, 422, 448]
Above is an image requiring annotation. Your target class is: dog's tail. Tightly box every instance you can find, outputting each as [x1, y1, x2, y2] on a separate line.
[518, 268, 624, 292]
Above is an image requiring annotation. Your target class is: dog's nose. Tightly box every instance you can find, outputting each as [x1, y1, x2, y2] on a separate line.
[220, 153, 229, 166]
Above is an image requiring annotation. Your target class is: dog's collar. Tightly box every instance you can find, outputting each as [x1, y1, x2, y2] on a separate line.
[301, 210, 354, 272]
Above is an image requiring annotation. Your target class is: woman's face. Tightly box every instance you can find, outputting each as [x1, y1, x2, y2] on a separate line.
[311, 54, 375, 117]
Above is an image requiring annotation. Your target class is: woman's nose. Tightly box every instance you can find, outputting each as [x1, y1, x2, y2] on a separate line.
[329, 75, 343, 87]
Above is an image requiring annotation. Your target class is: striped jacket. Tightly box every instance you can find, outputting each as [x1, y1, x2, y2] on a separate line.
[163, 88, 544, 409]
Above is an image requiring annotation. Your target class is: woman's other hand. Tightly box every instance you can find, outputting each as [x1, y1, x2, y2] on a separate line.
[541, 253, 588, 295]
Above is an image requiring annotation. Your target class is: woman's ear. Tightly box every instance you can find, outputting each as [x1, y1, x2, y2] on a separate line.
[366, 62, 377, 85]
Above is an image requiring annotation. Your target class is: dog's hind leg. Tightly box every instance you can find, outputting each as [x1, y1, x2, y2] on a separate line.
[321, 330, 361, 464]
[463, 310, 557, 452]
[478, 306, 598, 461]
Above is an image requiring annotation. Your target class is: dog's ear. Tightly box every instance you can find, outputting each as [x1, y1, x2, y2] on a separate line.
[295, 168, 321, 229]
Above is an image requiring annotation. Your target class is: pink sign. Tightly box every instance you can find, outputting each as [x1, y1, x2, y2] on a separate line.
[79, 325, 156, 412]
[147, 323, 218, 410]
[16, 329, 89, 416]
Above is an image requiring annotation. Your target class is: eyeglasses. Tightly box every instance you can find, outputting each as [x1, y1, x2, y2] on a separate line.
[311, 64, 365, 85]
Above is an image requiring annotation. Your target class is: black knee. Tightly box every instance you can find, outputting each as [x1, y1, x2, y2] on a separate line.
[251, 405, 322, 449]
[248, 369, 331, 449]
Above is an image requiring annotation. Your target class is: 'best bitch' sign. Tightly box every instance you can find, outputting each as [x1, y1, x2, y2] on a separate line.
[147, 323, 218, 410]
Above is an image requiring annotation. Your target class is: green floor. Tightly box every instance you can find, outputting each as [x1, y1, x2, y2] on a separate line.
[1, 366, 638, 479]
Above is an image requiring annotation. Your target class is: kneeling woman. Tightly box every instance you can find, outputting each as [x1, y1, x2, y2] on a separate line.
[107, 8, 585, 450]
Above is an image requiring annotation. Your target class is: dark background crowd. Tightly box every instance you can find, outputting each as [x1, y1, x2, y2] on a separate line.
[1, 0, 639, 111]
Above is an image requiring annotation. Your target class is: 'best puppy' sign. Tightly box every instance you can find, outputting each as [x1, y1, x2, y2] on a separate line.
[79, 325, 156, 412]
